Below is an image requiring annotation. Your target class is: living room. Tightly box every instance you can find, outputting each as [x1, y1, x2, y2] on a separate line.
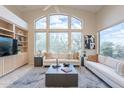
[0, 0, 124, 91]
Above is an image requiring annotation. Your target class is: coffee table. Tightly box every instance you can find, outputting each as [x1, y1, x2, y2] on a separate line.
[45, 64, 78, 87]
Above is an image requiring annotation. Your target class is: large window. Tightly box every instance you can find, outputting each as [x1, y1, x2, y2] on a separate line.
[71, 32, 82, 52]
[35, 14, 83, 53]
[49, 33, 68, 53]
[35, 17, 46, 29]
[35, 32, 46, 52]
[71, 17, 82, 29]
[50, 15, 68, 29]
[100, 22, 124, 60]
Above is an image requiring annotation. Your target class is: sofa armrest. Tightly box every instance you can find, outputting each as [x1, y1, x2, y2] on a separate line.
[43, 56, 46, 61]
[84, 57, 88, 66]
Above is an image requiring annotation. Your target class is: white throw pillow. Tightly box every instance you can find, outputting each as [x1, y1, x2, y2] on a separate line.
[116, 62, 124, 76]
[98, 55, 106, 64]
[104, 57, 118, 69]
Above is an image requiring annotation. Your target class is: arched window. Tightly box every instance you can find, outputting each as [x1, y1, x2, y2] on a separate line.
[71, 17, 82, 29]
[50, 15, 68, 29]
[35, 14, 83, 54]
[35, 17, 46, 29]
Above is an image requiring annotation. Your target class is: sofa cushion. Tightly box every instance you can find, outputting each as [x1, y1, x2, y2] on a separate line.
[116, 62, 124, 76]
[67, 59, 79, 63]
[58, 59, 68, 63]
[44, 59, 56, 63]
[46, 53, 58, 59]
[58, 59, 79, 63]
[103, 57, 119, 69]
[58, 53, 68, 59]
[87, 54, 98, 63]
[86, 61, 124, 87]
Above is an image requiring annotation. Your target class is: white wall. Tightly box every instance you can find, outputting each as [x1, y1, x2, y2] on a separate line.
[5, 5, 25, 21]
[96, 5, 124, 31]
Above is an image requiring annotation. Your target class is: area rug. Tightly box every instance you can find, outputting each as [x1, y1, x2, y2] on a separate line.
[7, 67, 110, 88]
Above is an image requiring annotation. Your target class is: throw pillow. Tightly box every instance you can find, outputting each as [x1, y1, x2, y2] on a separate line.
[73, 52, 79, 59]
[104, 57, 118, 69]
[116, 62, 124, 76]
[98, 55, 106, 64]
[87, 54, 98, 63]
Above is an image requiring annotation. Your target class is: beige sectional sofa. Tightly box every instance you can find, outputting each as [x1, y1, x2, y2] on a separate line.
[43, 52, 80, 66]
[85, 55, 124, 88]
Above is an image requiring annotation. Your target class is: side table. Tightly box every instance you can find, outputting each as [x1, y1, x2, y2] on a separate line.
[80, 56, 84, 66]
[34, 56, 43, 67]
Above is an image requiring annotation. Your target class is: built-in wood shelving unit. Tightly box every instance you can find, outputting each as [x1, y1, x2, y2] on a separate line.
[0, 19, 14, 38]
[15, 27, 28, 52]
[0, 6, 28, 78]
[0, 18, 28, 53]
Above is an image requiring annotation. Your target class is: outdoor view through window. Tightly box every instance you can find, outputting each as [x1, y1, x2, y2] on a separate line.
[100, 22, 124, 60]
[35, 14, 82, 54]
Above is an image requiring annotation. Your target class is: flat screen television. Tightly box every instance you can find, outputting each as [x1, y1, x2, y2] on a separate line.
[0, 36, 18, 57]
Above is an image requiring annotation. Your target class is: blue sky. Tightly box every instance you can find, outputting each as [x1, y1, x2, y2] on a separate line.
[36, 15, 81, 29]
[100, 23, 124, 46]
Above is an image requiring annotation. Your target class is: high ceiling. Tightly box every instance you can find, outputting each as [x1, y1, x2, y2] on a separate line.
[5, 5, 104, 13]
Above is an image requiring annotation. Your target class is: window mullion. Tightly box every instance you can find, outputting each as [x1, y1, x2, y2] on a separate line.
[46, 16, 50, 52]
[68, 16, 71, 52]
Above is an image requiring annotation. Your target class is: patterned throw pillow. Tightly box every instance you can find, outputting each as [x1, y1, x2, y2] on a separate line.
[116, 62, 124, 76]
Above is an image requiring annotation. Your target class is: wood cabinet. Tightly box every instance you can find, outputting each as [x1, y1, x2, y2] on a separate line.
[0, 14, 28, 77]
[4, 56, 14, 74]
[0, 19, 14, 38]
[0, 8, 28, 77]
[0, 58, 3, 77]
[0, 53, 28, 77]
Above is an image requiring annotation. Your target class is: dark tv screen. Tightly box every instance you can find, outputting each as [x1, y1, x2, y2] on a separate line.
[0, 36, 13, 57]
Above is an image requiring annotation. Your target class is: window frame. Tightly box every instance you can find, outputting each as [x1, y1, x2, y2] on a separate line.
[99, 22, 124, 60]
[35, 32, 47, 54]
[34, 14, 83, 54]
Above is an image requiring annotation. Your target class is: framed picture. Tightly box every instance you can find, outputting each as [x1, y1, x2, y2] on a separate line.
[84, 35, 95, 49]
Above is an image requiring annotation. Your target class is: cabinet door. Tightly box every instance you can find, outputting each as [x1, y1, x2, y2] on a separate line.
[13, 55, 18, 69]
[0, 58, 3, 77]
[23, 53, 28, 65]
[16, 54, 22, 68]
[4, 56, 14, 74]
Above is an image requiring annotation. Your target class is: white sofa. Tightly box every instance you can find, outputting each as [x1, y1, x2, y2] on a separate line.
[43, 52, 80, 66]
[84, 55, 124, 88]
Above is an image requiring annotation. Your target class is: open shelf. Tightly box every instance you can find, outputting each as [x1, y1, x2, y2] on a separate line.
[0, 27, 13, 33]
[0, 33, 13, 38]
[0, 18, 28, 53]
[0, 19, 14, 38]
[0, 19, 13, 31]
[15, 26, 28, 53]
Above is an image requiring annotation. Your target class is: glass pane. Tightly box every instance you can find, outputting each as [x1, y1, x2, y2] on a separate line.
[50, 15, 68, 29]
[49, 33, 68, 53]
[100, 23, 124, 60]
[35, 17, 46, 29]
[71, 17, 82, 29]
[71, 32, 82, 52]
[35, 33, 46, 53]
